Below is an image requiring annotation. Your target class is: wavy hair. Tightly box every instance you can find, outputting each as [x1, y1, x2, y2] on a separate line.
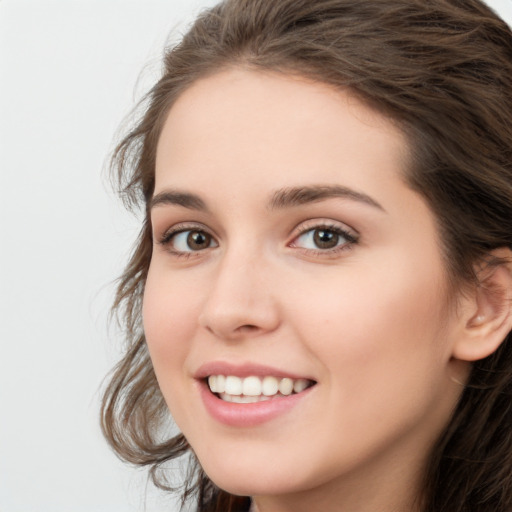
[101, 1, 512, 510]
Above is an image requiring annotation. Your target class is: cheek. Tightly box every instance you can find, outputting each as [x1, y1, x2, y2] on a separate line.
[143, 259, 202, 336]
[280, 256, 455, 471]
[287, 251, 450, 399]
[142, 265, 201, 398]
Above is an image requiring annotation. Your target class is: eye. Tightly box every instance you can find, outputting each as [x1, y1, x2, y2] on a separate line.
[291, 225, 357, 252]
[160, 227, 218, 254]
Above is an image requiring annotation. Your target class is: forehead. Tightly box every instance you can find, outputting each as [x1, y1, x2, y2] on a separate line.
[155, 68, 410, 201]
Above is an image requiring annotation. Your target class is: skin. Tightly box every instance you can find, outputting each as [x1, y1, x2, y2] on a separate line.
[144, 69, 472, 512]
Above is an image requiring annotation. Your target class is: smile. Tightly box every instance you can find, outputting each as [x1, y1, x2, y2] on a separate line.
[208, 375, 315, 403]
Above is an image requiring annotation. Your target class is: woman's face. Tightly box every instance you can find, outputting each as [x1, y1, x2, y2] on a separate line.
[144, 69, 467, 509]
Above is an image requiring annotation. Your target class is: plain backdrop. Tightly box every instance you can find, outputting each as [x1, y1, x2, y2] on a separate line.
[1, 1, 511, 511]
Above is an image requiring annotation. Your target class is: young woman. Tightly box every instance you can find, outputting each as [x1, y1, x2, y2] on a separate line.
[101, 1, 512, 511]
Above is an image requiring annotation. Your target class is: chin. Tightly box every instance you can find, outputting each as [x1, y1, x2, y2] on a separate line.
[201, 459, 311, 497]
[210, 477, 299, 499]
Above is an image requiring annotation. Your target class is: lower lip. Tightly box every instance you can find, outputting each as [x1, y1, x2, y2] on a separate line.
[199, 381, 314, 427]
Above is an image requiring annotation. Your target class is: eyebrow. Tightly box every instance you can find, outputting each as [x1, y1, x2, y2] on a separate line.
[150, 190, 208, 212]
[149, 184, 385, 213]
[269, 185, 385, 212]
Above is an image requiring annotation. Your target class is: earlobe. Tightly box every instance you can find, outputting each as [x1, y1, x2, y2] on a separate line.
[452, 249, 512, 362]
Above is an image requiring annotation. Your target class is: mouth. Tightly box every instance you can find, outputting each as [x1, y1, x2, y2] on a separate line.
[197, 364, 317, 426]
[207, 374, 316, 404]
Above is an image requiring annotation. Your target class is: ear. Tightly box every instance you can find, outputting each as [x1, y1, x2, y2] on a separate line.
[452, 248, 512, 362]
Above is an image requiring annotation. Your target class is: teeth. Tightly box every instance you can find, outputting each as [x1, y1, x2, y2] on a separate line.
[225, 376, 243, 395]
[207, 375, 312, 401]
[279, 377, 294, 396]
[293, 378, 309, 393]
[216, 375, 226, 393]
[208, 375, 217, 393]
[226, 394, 272, 403]
[242, 376, 262, 396]
[262, 376, 279, 396]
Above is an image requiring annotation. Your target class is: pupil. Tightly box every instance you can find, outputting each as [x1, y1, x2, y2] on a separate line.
[313, 229, 338, 249]
[187, 231, 210, 250]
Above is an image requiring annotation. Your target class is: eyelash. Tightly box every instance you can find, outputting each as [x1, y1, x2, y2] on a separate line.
[157, 221, 359, 259]
[290, 223, 358, 257]
[158, 223, 217, 259]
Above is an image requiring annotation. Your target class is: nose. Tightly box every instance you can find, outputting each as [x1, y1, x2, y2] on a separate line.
[198, 251, 280, 341]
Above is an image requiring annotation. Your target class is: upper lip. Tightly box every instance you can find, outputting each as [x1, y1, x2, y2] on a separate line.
[194, 361, 315, 381]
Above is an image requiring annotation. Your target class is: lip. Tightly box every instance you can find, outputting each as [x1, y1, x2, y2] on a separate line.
[195, 361, 316, 427]
[198, 380, 315, 427]
[194, 361, 314, 380]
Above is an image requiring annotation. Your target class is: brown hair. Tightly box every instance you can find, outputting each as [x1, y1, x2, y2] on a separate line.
[101, 1, 512, 510]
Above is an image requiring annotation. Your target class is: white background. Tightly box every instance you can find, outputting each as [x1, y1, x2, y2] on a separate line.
[1, 1, 511, 511]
